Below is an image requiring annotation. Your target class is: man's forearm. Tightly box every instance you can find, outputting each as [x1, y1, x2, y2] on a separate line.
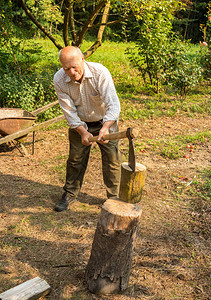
[98, 120, 116, 143]
[101, 120, 116, 130]
[74, 125, 88, 136]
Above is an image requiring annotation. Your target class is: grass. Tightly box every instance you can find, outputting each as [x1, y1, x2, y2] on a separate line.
[180, 167, 211, 239]
[120, 92, 211, 120]
[179, 131, 210, 144]
[135, 131, 210, 159]
[190, 168, 211, 204]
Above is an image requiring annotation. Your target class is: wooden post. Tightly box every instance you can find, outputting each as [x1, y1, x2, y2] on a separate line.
[0, 276, 51, 300]
[119, 162, 146, 203]
[85, 199, 142, 294]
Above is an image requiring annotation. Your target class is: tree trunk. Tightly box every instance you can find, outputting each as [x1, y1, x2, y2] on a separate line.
[119, 162, 146, 203]
[85, 199, 142, 294]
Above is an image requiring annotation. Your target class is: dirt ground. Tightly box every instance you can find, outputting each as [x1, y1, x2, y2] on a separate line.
[0, 115, 210, 299]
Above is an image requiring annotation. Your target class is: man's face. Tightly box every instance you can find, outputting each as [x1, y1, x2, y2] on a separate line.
[61, 54, 85, 83]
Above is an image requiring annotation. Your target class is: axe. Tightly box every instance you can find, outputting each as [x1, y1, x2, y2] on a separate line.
[89, 127, 138, 172]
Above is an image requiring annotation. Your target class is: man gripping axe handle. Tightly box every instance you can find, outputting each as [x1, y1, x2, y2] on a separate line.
[89, 127, 138, 172]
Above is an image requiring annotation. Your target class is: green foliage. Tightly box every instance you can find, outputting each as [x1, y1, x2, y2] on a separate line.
[0, 1, 24, 73]
[163, 40, 205, 98]
[0, 1, 50, 73]
[127, 30, 208, 97]
[0, 38, 44, 74]
[0, 32, 60, 120]
[125, 0, 210, 97]
[1, 0, 144, 51]
[173, 0, 210, 43]
[0, 71, 59, 120]
[25, 0, 63, 36]
[126, 0, 182, 93]
[200, 3, 211, 80]
[0, 39, 61, 120]
[200, 49, 211, 80]
[0, 73, 42, 111]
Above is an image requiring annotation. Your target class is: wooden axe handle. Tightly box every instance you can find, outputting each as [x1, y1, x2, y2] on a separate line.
[88, 127, 139, 142]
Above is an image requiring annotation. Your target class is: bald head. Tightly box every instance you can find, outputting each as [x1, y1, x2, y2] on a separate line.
[59, 46, 83, 62]
[59, 46, 85, 83]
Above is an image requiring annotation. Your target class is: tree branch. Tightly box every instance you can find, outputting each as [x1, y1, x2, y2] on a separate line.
[97, 1, 110, 41]
[69, 5, 77, 43]
[18, 0, 63, 50]
[83, 41, 102, 58]
[76, 0, 107, 47]
[88, 13, 135, 30]
[83, 1, 110, 58]
[63, 0, 73, 46]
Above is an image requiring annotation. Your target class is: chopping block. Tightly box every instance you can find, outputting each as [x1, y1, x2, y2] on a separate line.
[89, 127, 146, 203]
[86, 127, 146, 294]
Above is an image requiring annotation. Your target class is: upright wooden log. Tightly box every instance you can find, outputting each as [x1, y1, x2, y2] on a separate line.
[119, 162, 146, 203]
[85, 199, 142, 294]
[0, 276, 51, 300]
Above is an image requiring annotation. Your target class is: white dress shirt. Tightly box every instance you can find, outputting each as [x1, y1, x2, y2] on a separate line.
[53, 61, 120, 131]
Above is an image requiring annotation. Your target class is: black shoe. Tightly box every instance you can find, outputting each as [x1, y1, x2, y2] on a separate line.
[54, 194, 76, 212]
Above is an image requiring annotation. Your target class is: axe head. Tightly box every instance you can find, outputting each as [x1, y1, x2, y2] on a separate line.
[126, 128, 136, 172]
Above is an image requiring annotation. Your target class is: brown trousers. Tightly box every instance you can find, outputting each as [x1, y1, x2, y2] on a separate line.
[63, 122, 121, 199]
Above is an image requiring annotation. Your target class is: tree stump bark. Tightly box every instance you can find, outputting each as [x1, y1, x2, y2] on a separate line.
[85, 199, 142, 294]
[119, 162, 146, 203]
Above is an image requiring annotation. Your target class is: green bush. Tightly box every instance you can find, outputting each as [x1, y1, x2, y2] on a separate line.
[163, 40, 204, 98]
[200, 47, 211, 80]
[0, 70, 59, 120]
[125, 0, 209, 97]
[126, 0, 180, 94]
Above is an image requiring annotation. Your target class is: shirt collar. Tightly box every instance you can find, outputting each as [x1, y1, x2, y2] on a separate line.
[84, 61, 93, 79]
[64, 61, 92, 83]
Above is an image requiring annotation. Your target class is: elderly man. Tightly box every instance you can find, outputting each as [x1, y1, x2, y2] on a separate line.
[53, 46, 121, 212]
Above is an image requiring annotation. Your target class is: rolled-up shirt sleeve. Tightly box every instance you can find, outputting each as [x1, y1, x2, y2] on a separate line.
[53, 78, 88, 130]
[97, 66, 120, 123]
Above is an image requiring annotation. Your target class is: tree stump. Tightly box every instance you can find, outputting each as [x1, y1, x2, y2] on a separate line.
[119, 162, 146, 203]
[85, 199, 142, 294]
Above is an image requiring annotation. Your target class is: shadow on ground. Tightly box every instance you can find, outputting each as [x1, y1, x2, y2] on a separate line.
[0, 173, 106, 299]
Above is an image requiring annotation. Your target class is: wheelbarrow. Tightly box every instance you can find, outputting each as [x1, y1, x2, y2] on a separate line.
[0, 100, 65, 155]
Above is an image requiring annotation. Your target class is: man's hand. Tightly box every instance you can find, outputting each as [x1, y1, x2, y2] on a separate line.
[75, 125, 93, 146]
[98, 120, 115, 144]
[98, 127, 109, 144]
[81, 131, 93, 146]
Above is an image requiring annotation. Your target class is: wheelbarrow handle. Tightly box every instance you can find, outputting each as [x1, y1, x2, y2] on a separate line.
[0, 115, 65, 146]
[31, 100, 59, 116]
